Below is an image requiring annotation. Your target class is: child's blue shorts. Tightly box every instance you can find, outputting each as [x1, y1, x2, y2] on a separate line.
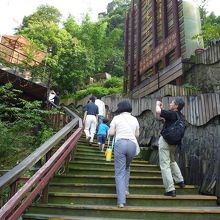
[97, 134, 106, 144]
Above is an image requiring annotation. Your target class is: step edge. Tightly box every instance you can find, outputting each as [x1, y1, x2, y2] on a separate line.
[53, 175, 162, 179]
[48, 192, 217, 200]
[49, 183, 197, 188]
[30, 204, 220, 213]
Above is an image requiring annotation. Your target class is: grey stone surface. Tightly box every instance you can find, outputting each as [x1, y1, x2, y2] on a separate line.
[184, 62, 220, 93]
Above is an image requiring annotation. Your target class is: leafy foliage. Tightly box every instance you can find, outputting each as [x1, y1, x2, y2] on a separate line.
[74, 77, 123, 100]
[103, 76, 123, 88]
[0, 83, 55, 159]
[20, 5, 62, 28]
[193, 1, 220, 47]
[15, 1, 131, 95]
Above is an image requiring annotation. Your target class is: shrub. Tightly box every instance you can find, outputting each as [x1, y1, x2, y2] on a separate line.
[103, 77, 123, 88]
[73, 77, 123, 100]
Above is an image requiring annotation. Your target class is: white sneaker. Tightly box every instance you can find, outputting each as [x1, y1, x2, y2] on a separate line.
[125, 191, 130, 195]
[118, 204, 124, 208]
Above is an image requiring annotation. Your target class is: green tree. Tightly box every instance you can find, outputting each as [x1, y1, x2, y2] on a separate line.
[0, 83, 55, 158]
[53, 37, 91, 94]
[98, 0, 131, 76]
[192, 1, 220, 46]
[15, 2, 130, 95]
[19, 5, 62, 30]
[105, 0, 131, 33]
[63, 15, 80, 37]
[17, 5, 86, 94]
[193, 11, 220, 46]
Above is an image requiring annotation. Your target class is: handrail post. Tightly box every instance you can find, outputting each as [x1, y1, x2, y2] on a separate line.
[41, 149, 53, 204]
[41, 183, 49, 204]
[64, 153, 71, 173]
[9, 181, 17, 200]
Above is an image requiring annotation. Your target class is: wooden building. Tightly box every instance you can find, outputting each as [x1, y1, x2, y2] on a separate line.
[124, 0, 202, 98]
[0, 67, 47, 101]
[0, 35, 47, 101]
[0, 35, 46, 66]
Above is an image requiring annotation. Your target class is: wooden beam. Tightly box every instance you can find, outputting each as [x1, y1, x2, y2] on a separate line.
[129, 0, 135, 91]
[152, 0, 157, 75]
[172, 0, 181, 59]
[124, 14, 129, 93]
[162, 0, 169, 67]
[136, 0, 142, 85]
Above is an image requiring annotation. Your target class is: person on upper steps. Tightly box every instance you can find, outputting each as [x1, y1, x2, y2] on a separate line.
[109, 100, 140, 208]
[83, 96, 99, 145]
[156, 98, 186, 197]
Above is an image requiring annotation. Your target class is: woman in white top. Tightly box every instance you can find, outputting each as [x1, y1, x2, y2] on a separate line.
[109, 100, 140, 208]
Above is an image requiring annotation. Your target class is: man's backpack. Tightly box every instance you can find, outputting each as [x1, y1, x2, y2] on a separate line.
[161, 112, 185, 145]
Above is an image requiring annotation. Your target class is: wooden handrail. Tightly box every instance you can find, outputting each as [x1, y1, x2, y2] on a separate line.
[0, 107, 78, 191]
[0, 105, 83, 220]
[0, 128, 82, 220]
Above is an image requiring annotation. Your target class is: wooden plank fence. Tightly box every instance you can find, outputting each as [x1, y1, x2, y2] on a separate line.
[195, 41, 220, 64]
[103, 93, 220, 126]
[131, 58, 184, 98]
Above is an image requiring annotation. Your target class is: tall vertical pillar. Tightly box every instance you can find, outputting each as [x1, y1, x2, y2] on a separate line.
[172, 0, 182, 85]
[152, 0, 158, 75]
[162, 0, 168, 67]
[129, 0, 135, 91]
[124, 14, 129, 93]
[172, 0, 181, 58]
[136, 0, 142, 85]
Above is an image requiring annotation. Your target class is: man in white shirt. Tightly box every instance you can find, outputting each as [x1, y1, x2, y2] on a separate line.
[95, 94, 106, 125]
[48, 90, 56, 102]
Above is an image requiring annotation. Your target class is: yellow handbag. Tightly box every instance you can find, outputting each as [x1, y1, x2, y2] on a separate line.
[105, 136, 115, 162]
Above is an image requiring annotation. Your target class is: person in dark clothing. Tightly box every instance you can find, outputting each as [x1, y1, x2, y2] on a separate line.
[156, 98, 185, 197]
[54, 92, 60, 105]
[83, 96, 99, 144]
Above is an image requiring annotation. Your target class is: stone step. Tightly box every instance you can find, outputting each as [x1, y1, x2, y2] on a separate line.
[73, 155, 147, 164]
[66, 167, 162, 176]
[49, 183, 198, 195]
[76, 144, 103, 150]
[48, 192, 217, 207]
[26, 204, 220, 220]
[77, 141, 112, 150]
[68, 161, 159, 171]
[76, 146, 105, 153]
[74, 151, 113, 159]
[52, 174, 163, 185]
[74, 151, 142, 161]
[23, 213, 140, 220]
[23, 136, 220, 220]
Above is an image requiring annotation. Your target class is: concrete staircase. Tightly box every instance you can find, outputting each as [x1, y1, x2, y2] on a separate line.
[23, 137, 220, 220]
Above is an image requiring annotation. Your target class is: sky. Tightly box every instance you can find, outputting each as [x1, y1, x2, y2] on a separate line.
[0, 0, 220, 35]
[0, 0, 112, 35]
